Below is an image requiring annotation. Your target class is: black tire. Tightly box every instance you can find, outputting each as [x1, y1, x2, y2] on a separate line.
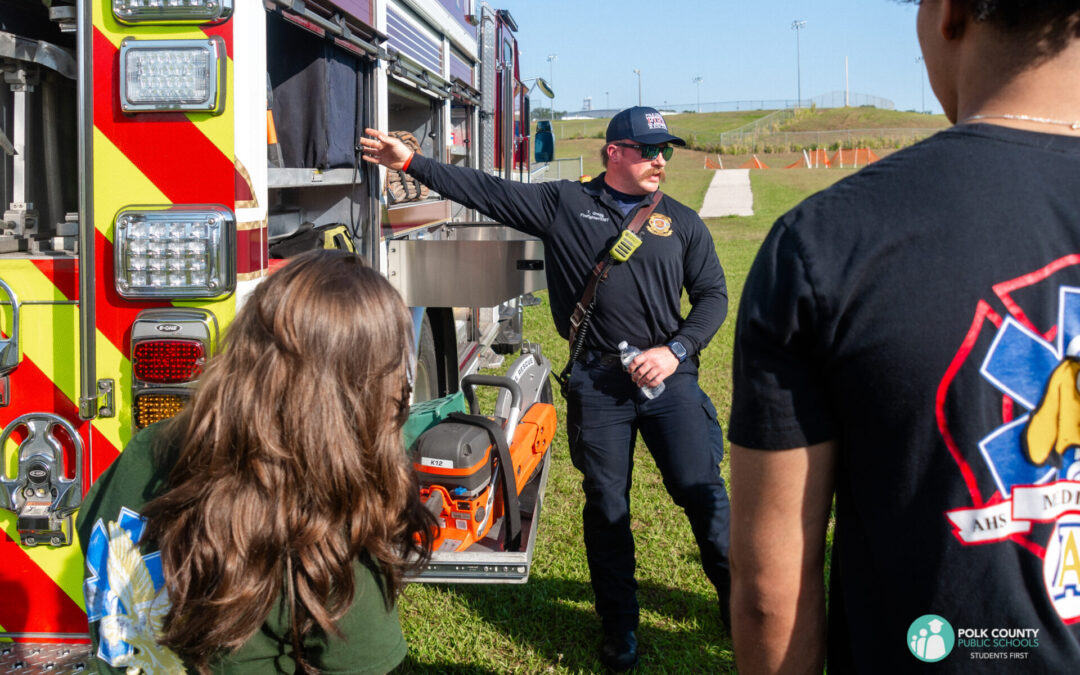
[412, 314, 439, 403]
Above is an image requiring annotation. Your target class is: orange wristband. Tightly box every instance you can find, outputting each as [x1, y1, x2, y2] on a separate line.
[402, 151, 414, 172]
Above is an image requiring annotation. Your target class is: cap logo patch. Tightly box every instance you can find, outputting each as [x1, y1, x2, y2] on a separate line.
[645, 112, 667, 130]
[646, 213, 673, 237]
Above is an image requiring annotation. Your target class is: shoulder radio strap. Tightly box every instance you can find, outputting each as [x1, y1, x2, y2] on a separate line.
[557, 190, 663, 394]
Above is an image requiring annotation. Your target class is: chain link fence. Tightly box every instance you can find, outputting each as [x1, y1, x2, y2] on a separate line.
[531, 157, 585, 182]
[668, 109, 795, 149]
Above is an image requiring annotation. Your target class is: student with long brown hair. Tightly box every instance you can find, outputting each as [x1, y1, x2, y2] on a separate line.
[77, 249, 435, 674]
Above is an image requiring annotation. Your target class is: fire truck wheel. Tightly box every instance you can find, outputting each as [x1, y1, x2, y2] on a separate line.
[412, 314, 439, 403]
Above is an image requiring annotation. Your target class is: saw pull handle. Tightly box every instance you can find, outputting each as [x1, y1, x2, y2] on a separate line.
[459, 374, 523, 445]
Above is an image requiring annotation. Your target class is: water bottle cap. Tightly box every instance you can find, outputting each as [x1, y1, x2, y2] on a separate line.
[618, 341, 628, 350]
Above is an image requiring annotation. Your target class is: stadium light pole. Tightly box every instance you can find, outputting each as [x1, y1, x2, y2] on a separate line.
[633, 69, 642, 106]
[792, 19, 806, 108]
[916, 56, 925, 113]
[692, 76, 703, 113]
[547, 53, 557, 119]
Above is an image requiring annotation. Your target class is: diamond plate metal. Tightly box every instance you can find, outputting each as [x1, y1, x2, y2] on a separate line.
[0, 643, 92, 673]
[479, 4, 496, 174]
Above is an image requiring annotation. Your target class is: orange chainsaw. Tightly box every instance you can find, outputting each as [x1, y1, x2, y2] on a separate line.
[409, 368, 556, 553]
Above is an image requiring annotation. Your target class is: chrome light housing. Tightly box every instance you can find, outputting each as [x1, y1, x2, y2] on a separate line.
[113, 0, 233, 25]
[114, 205, 235, 299]
[119, 37, 226, 114]
[130, 308, 218, 429]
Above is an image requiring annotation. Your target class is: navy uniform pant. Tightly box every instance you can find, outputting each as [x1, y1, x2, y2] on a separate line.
[565, 351, 731, 633]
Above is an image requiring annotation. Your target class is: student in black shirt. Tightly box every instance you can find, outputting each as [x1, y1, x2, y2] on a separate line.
[729, 1, 1080, 672]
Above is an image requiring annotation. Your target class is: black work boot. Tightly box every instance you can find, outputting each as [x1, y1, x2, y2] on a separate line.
[599, 629, 639, 672]
[719, 583, 732, 636]
[715, 568, 732, 636]
[719, 597, 732, 637]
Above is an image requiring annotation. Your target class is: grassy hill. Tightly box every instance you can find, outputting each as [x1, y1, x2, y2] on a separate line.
[781, 106, 949, 131]
[539, 107, 950, 154]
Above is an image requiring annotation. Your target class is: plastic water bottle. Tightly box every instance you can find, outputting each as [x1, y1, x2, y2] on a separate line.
[618, 341, 665, 399]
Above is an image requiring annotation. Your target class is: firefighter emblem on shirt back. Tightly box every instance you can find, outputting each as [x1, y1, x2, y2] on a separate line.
[941, 273, 1080, 625]
[647, 213, 673, 237]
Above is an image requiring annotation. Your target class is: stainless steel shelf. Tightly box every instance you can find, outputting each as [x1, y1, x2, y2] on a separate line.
[267, 168, 360, 189]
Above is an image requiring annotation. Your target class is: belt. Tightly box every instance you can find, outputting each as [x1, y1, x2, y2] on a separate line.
[576, 349, 623, 368]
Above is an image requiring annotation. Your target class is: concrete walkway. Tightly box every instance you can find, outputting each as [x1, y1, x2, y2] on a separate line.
[699, 169, 753, 218]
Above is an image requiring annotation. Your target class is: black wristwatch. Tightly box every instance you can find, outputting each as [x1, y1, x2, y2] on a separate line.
[666, 339, 687, 363]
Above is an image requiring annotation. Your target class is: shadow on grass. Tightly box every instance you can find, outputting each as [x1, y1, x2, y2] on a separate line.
[397, 576, 734, 673]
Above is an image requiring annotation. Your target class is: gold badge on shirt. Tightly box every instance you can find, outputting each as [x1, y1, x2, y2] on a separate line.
[646, 213, 673, 237]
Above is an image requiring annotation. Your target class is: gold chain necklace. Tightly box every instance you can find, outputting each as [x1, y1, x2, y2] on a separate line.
[962, 113, 1080, 130]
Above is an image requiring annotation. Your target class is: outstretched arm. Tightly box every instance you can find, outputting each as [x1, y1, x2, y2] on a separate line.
[730, 441, 837, 675]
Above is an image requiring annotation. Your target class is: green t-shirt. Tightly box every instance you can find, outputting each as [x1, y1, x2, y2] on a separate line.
[75, 423, 408, 674]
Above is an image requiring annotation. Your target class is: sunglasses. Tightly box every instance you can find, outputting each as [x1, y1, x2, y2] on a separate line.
[613, 142, 674, 161]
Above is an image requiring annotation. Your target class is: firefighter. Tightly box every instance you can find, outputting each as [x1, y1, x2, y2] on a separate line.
[728, 1, 1080, 672]
[76, 250, 435, 674]
[362, 107, 731, 671]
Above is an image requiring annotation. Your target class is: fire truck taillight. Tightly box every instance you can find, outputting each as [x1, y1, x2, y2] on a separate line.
[132, 339, 206, 383]
[119, 37, 226, 114]
[113, 0, 234, 25]
[114, 205, 235, 299]
[133, 392, 190, 429]
[131, 309, 219, 430]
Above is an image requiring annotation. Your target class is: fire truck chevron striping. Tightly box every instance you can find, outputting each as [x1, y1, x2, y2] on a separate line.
[1, 1, 554, 666]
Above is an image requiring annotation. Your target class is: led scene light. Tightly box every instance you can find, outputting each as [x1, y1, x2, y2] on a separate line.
[114, 206, 235, 299]
[119, 37, 226, 114]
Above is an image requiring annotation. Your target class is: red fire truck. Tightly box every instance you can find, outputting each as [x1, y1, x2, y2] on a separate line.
[0, 0, 554, 667]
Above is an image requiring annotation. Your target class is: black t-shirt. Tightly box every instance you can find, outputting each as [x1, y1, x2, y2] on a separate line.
[730, 124, 1080, 673]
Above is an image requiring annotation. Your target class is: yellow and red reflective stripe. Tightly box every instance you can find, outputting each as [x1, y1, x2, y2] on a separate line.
[30, 259, 79, 301]
[2, 2, 250, 640]
[0, 532, 87, 633]
[92, 29, 234, 207]
[0, 287, 92, 633]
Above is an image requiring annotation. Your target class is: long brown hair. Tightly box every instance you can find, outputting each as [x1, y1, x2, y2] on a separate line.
[142, 249, 434, 672]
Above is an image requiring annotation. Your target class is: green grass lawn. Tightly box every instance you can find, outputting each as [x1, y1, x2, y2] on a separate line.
[543, 107, 948, 136]
[396, 164, 855, 672]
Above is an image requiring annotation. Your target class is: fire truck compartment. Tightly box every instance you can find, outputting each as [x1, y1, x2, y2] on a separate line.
[385, 225, 545, 308]
[387, 83, 440, 161]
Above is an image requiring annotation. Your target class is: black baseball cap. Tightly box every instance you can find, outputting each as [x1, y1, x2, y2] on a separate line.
[605, 106, 686, 146]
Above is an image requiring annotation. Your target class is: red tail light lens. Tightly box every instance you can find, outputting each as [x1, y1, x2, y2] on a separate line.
[132, 339, 206, 383]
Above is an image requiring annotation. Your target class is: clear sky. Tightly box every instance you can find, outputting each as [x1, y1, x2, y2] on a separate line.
[500, 0, 942, 116]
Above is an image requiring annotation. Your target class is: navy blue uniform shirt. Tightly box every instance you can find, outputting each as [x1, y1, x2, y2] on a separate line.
[406, 155, 727, 357]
